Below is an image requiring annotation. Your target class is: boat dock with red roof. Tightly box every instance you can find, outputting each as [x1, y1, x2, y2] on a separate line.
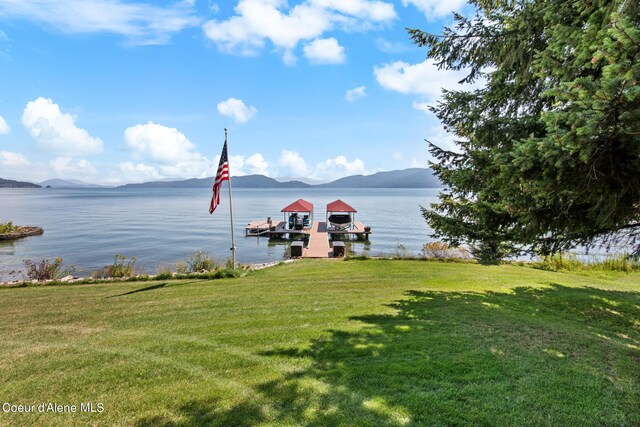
[244, 198, 371, 258]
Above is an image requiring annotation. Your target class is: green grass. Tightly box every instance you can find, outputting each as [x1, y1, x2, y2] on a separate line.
[0, 260, 638, 426]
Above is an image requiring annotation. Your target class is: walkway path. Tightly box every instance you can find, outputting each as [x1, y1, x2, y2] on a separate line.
[303, 221, 330, 258]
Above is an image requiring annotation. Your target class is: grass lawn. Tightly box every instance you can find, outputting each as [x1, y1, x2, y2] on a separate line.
[1, 259, 639, 426]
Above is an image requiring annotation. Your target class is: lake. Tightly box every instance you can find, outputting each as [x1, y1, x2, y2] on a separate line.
[0, 188, 440, 281]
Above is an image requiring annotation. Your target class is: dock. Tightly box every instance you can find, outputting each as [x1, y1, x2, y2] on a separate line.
[303, 222, 331, 258]
[244, 198, 371, 259]
[326, 221, 370, 237]
[245, 220, 308, 237]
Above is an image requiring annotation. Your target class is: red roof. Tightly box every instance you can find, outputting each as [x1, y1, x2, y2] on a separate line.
[326, 199, 357, 213]
[281, 199, 314, 212]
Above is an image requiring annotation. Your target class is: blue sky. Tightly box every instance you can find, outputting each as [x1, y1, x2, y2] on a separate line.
[0, 0, 471, 184]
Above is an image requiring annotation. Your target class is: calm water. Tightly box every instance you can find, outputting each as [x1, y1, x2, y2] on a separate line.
[0, 188, 439, 280]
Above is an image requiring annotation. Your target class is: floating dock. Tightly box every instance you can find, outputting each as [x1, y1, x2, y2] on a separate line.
[244, 219, 371, 259]
[244, 199, 371, 259]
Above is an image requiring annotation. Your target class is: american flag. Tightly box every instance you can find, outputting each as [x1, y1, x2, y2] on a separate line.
[209, 141, 229, 214]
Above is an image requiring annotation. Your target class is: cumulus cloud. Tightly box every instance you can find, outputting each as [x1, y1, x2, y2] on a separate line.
[217, 98, 257, 124]
[0, 151, 30, 168]
[229, 153, 269, 176]
[113, 162, 163, 184]
[203, 0, 395, 62]
[124, 121, 199, 163]
[313, 155, 366, 180]
[279, 149, 309, 176]
[0, 0, 200, 45]
[401, 0, 467, 20]
[277, 149, 367, 180]
[303, 37, 345, 64]
[374, 59, 469, 101]
[22, 97, 103, 156]
[123, 121, 211, 179]
[0, 115, 10, 134]
[392, 152, 403, 161]
[50, 157, 97, 178]
[345, 85, 366, 102]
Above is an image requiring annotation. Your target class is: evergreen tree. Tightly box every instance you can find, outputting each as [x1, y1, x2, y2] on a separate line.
[413, 0, 640, 262]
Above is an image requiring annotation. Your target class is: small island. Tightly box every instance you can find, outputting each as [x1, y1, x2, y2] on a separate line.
[0, 221, 44, 240]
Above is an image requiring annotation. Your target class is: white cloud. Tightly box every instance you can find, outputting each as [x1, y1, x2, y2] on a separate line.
[203, 0, 395, 62]
[0, 115, 9, 134]
[313, 0, 396, 21]
[113, 162, 163, 184]
[313, 155, 366, 180]
[279, 149, 309, 176]
[123, 121, 211, 179]
[228, 153, 269, 176]
[124, 121, 200, 163]
[374, 59, 469, 101]
[426, 125, 459, 153]
[410, 157, 428, 168]
[412, 100, 432, 114]
[0, 0, 200, 45]
[345, 85, 366, 102]
[375, 37, 408, 54]
[303, 37, 345, 64]
[217, 98, 257, 124]
[401, 0, 467, 20]
[278, 150, 368, 180]
[22, 97, 103, 156]
[0, 151, 30, 168]
[392, 152, 403, 161]
[159, 160, 211, 179]
[50, 157, 97, 178]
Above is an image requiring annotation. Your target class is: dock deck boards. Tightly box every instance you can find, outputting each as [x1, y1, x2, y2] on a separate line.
[303, 221, 331, 258]
[326, 221, 369, 234]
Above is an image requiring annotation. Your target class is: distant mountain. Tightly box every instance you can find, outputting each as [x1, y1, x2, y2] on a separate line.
[39, 179, 108, 188]
[275, 176, 327, 186]
[119, 174, 312, 189]
[114, 168, 440, 189]
[320, 168, 440, 188]
[0, 178, 41, 188]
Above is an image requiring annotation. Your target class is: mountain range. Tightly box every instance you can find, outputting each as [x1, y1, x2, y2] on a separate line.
[0, 168, 441, 189]
[118, 168, 440, 189]
[0, 178, 41, 188]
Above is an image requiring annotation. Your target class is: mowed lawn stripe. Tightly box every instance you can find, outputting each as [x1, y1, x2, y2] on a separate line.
[0, 259, 638, 426]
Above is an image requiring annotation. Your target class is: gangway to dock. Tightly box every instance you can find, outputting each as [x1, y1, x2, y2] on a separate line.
[303, 222, 331, 258]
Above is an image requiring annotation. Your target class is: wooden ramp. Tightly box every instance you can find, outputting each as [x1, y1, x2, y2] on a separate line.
[303, 221, 330, 258]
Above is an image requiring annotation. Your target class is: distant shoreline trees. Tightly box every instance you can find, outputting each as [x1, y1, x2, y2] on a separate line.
[412, 0, 640, 263]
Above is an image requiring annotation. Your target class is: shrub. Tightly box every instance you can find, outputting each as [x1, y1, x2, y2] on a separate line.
[532, 252, 640, 272]
[594, 254, 640, 272]
[154, 272, 173, 280]
[91, 254, 137, 279]
[23, 258, 73, 281]
[175, 260, 189, 274]
[185, 250, 217, 272]
[533, 252, 586, 271]
[421, 242, 472, 260]
[0, 221, 17, 233]
[394, 244, 410, 258]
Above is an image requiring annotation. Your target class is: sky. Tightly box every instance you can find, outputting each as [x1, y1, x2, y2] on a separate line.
[0, 0, 473, 185]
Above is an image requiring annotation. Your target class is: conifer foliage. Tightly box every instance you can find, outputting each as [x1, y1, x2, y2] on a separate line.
[412, 0, 640, 262]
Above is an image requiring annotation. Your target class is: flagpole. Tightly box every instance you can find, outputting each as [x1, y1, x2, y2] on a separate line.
[225, 128, 237, 270]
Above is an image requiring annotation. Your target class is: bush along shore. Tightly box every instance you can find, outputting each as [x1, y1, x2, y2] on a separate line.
[0, 252, 294, 288]
[0, 221, 44, 240]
